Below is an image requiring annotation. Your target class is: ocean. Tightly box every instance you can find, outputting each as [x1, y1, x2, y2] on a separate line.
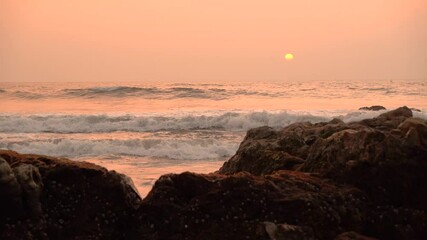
[1, 79, 426, 196]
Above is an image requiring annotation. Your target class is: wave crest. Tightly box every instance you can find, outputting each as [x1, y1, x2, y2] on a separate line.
[0, 111, 329, 133]
[0, 138, 238, 160]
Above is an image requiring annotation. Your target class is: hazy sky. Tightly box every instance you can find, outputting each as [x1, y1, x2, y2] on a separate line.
[1, 0, 426, 82]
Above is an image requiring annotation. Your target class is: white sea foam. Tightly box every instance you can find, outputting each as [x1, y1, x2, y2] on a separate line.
[1, 110, 426, 134]
[340, 109, 427, 123]
[1, 109, 426, 160]
[0, 111, 329, 133]
[0, 137, 239, 160]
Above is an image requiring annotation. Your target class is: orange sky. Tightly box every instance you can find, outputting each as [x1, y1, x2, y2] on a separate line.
[1, 0, 426, 82]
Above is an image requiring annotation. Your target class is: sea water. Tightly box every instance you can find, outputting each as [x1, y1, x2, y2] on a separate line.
[1, 80, 426, 196]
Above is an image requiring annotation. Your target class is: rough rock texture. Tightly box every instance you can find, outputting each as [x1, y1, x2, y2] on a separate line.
[137, 171, 367, 240]
[218, 106, 427, 239]
[1, 106, 426, 239]
[359, 106, 386, 111]
[334, 231, 378, 240]
[0, 151, 142, 240]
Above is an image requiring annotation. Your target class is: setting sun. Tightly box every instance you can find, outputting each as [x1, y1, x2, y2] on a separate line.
[285, 53, 294, 61]
[0, 1, 426, 239]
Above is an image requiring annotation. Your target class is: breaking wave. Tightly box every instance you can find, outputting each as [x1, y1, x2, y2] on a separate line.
[0, 137, 239, 160]
[1, 110, 426, 134]
[63, 86, 163, 98]
[0, 111, 329, 133]
[2, 110, 426, 134]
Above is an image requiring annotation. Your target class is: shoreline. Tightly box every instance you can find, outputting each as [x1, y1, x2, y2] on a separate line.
[1, 106, 426, 239]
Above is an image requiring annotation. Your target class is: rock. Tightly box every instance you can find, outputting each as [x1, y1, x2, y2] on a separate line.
[0, 157, 25, 221]
[359, 106, 413, 130]
[260, 222, 315, 240]
[13, 164, 43, 219]
[139, 170, 367, 240]
[398, 117, 427, 146]
[0, 150, 143, 239]
[359, 105, 386, 111]
[334, 231, 378, 240]
[219, 119, 348, 175]
[377, 106, 412, 119]
[219, 118, 349, 175]
[410, 108, 421, 112]
[218, 107, 427, 239]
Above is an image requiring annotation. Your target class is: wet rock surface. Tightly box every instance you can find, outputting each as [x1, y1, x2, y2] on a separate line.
[1, 106, 426, 239]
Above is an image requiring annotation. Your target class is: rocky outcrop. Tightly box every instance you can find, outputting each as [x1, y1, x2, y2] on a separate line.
[138, 171, 368, 240]
[1, 106, 426, 239]
[359, 106, 386, 111]
[218, 106, 427, 239]
[0, 151, 142, 240]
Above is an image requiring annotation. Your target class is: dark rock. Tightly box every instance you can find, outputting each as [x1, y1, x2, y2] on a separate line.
[219, 119, 348, 175]
[410, 108, 421, 112]
[13, 164, 43, 219]
[359, 106, 386, 111]
[398, 117, 427, 146]
[359, 106, 413, 130]
[218, 107, 427, 239]
[0, 157, 25, 221]
[139, 170, 367, 240]
[334, 231, 378, 240]
[259, 222, 316, 240]
[0, 150, 142, 240]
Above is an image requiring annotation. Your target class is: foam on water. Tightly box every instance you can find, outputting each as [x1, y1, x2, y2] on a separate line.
[2, 110, 426, 134]
[0, 137, 239, 160]
[1, 80, 426, 195]
[2, 109, 425, 160]
[0, 111, 330, 133]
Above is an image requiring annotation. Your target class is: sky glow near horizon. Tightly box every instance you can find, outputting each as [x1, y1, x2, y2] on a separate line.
[0, 0, 426, 82]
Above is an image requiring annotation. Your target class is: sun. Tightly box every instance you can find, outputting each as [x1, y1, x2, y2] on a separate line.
[285, 53, 294, 61]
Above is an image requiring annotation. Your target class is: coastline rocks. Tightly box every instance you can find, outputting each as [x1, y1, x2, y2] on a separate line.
[0, 150, 142, 240]
[138, 171, 367, 240]
[218, 106, 427, 239]
[1, 106, 426, 239]
[359, 106, 413, 130]
[359, 105, 386, 111]
[219, 126, 305, 175]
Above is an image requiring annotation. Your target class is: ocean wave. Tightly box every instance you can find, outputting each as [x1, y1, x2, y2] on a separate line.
[61, 86, 232, 99]
[63, 86, 162, 98]
[0, 138, 238, 160]
[11, 91, 45, 99]
[0, 111, 329, 133]
[3, 85, 286, 100]
[361, 87, 389, 91]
